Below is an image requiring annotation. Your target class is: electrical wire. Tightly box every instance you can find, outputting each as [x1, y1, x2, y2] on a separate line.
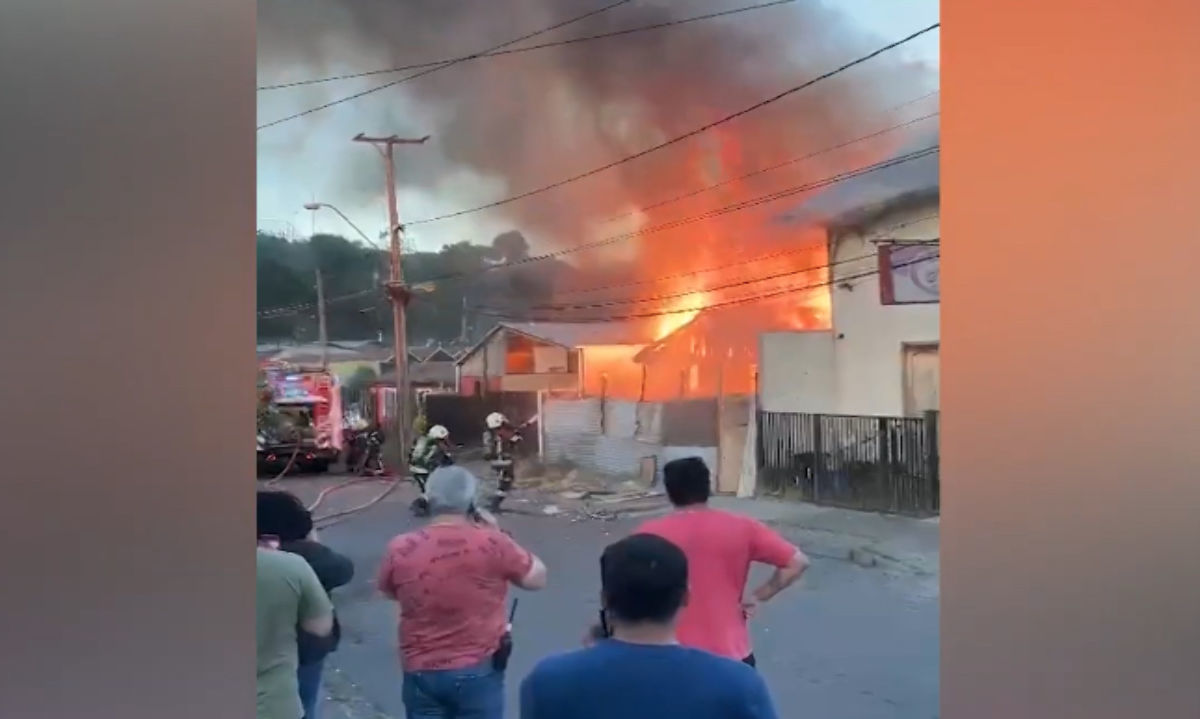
[599, 106, 938, 224]
[257, 0, 634, 130]
[258, 0, 800, 92]
[256, 105, 939, 317]
[258, 288, 378, 318]
[255, 146, 936, 318]
[483, 239, 936, 312]
[473, 251, 939, 323]
[404, 23, 940, 225]
[401, 145, 939, 288]
[551, 212, 939, 297]
[258, 102, 939, 315]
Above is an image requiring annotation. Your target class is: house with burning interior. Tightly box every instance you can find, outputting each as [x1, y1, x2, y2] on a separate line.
[454, 321, 660, 396]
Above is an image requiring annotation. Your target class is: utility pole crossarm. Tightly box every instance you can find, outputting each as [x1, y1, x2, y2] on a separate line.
[354, 133, 431, 147]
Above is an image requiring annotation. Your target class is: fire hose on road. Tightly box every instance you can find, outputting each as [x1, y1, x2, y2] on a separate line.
[312, 477, 405, 530]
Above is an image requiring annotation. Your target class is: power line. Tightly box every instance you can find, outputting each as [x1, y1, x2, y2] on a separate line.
[258, 0, 800, 92]
[551, 211, 939, 297]
[415, 145, 938, 287]
[257, 148, 938, 316]
[473, 251, 938, 323]
[600, 105, 938, 224]
[257, 0, 633, 131]
[481, 239, 937, 312]
[258, 288, 378, 319]
[405, 22, 940, 225]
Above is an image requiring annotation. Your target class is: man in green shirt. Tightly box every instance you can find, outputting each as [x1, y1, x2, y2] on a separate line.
[257, 546, 335, 719]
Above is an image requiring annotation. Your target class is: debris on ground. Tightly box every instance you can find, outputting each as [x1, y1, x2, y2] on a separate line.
[322, 664, 397, 719]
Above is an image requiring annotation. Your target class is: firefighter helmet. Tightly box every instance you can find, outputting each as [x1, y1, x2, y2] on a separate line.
[427, 425, 449, 440]
[485, 412, 506, 430]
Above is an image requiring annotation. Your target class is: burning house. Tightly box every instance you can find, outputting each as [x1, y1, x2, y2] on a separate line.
[454, 320, 660, 396]
[258, 0, 940, 489]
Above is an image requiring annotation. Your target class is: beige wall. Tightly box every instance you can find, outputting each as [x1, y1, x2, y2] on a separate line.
[828, 201, 940, 416]
[762, 201, 939, 417]
[759, 331, 836, 414]
[500, 373, 578, 392]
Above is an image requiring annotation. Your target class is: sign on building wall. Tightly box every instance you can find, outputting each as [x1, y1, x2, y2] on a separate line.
[879, 243, 940, 305]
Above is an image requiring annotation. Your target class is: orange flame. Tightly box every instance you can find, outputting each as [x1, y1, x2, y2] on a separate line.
[562, 119, 894, 400]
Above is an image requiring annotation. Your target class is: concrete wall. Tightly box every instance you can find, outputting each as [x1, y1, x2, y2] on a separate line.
[758, 331, 836, 414]
[500, 373, 577, 393]
[761, 201, 940, 417]
[830, 201, 939, 416]
[543, 397, 717, 484]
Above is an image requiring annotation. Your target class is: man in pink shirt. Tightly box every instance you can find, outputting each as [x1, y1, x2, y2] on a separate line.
[636, 457, 809, 666]
[377, 466, 548, 718]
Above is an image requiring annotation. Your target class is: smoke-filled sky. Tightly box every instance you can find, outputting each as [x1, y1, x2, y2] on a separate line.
[256, 0, 939, 253]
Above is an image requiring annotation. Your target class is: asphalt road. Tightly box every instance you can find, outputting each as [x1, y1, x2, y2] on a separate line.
[287, 478, 938, 719]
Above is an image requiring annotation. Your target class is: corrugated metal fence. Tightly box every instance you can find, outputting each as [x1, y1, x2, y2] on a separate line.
[543, 397, 719, 482]
[757, 410, 940, 516]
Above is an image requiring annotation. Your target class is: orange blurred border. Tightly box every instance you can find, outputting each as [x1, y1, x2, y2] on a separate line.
[0, 1, 1197, 717]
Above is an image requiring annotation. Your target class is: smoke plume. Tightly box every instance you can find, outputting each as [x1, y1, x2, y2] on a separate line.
[257, 0, 937, 251]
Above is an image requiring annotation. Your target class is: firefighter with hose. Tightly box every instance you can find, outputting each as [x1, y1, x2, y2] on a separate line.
[409, 424, 453, 516]
[482, 412, 522, 512]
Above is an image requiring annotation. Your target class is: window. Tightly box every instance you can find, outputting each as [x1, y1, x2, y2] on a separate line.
[505, 334, 535, 374]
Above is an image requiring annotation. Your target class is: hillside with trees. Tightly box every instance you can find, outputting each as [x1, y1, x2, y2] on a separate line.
[256, 229, 572, 344]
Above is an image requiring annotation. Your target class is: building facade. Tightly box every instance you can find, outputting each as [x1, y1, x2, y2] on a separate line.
[761, 194, 940, 417]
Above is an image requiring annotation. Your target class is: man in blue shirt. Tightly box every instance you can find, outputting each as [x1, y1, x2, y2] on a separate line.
[519, 533, 778, 719]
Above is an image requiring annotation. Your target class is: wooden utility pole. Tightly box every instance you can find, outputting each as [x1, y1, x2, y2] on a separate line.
[460, 295, 469, 343]
[353, 132, 430, 457]
[315, 267, 329, 369]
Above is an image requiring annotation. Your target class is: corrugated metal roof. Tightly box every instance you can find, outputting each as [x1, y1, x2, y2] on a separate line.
[775, 126, 940, 230]
[272, 344, 379, 364]
[379, 361, 457, 386]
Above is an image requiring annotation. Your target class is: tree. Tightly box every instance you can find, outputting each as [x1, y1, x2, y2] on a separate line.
[256, 230, 570, 344]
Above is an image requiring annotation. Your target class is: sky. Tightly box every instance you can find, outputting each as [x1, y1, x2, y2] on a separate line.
[255, 0, 939, 252]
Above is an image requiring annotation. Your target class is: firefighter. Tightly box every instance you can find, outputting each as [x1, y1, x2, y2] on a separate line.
[409, 425, 452, 516]
[482, 412, 522, 511]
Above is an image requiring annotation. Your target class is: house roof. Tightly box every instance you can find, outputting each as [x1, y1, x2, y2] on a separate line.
[457, 321, 657, 364]
[378, 361, 457, 386]
[775, 126, 940, 231]
[267, 343, 389, 365]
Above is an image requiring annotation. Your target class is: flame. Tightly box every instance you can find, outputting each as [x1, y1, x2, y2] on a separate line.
[555, 115, 901, 400]
[654, 292, 705, 341]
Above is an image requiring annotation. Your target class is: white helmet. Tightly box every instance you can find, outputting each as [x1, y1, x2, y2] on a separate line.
[427, 425, 449, 440]
[485, 412, 506, 429]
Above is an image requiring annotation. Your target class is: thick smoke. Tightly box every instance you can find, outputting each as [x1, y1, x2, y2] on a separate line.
[257, 0, 937, 250]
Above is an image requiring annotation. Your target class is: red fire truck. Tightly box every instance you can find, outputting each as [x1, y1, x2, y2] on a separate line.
[257, 363, 344, 475]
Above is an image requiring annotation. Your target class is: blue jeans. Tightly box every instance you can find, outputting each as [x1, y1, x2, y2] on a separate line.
[297, 659, 324, 719]
[402, 658, 504, 719]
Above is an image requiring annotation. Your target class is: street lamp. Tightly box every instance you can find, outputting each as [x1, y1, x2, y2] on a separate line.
[302, 202, 385, 251]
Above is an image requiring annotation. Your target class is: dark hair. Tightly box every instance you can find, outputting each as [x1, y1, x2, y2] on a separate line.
[662, 457, 711, 507]
[600, 533, 688, 624]
[256, 490, 313, 542]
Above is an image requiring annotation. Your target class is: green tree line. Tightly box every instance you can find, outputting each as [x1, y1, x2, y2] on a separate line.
[256, 230, 569, 344]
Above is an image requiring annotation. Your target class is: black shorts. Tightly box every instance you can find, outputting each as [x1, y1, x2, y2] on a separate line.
[742, 654, 756, 668]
